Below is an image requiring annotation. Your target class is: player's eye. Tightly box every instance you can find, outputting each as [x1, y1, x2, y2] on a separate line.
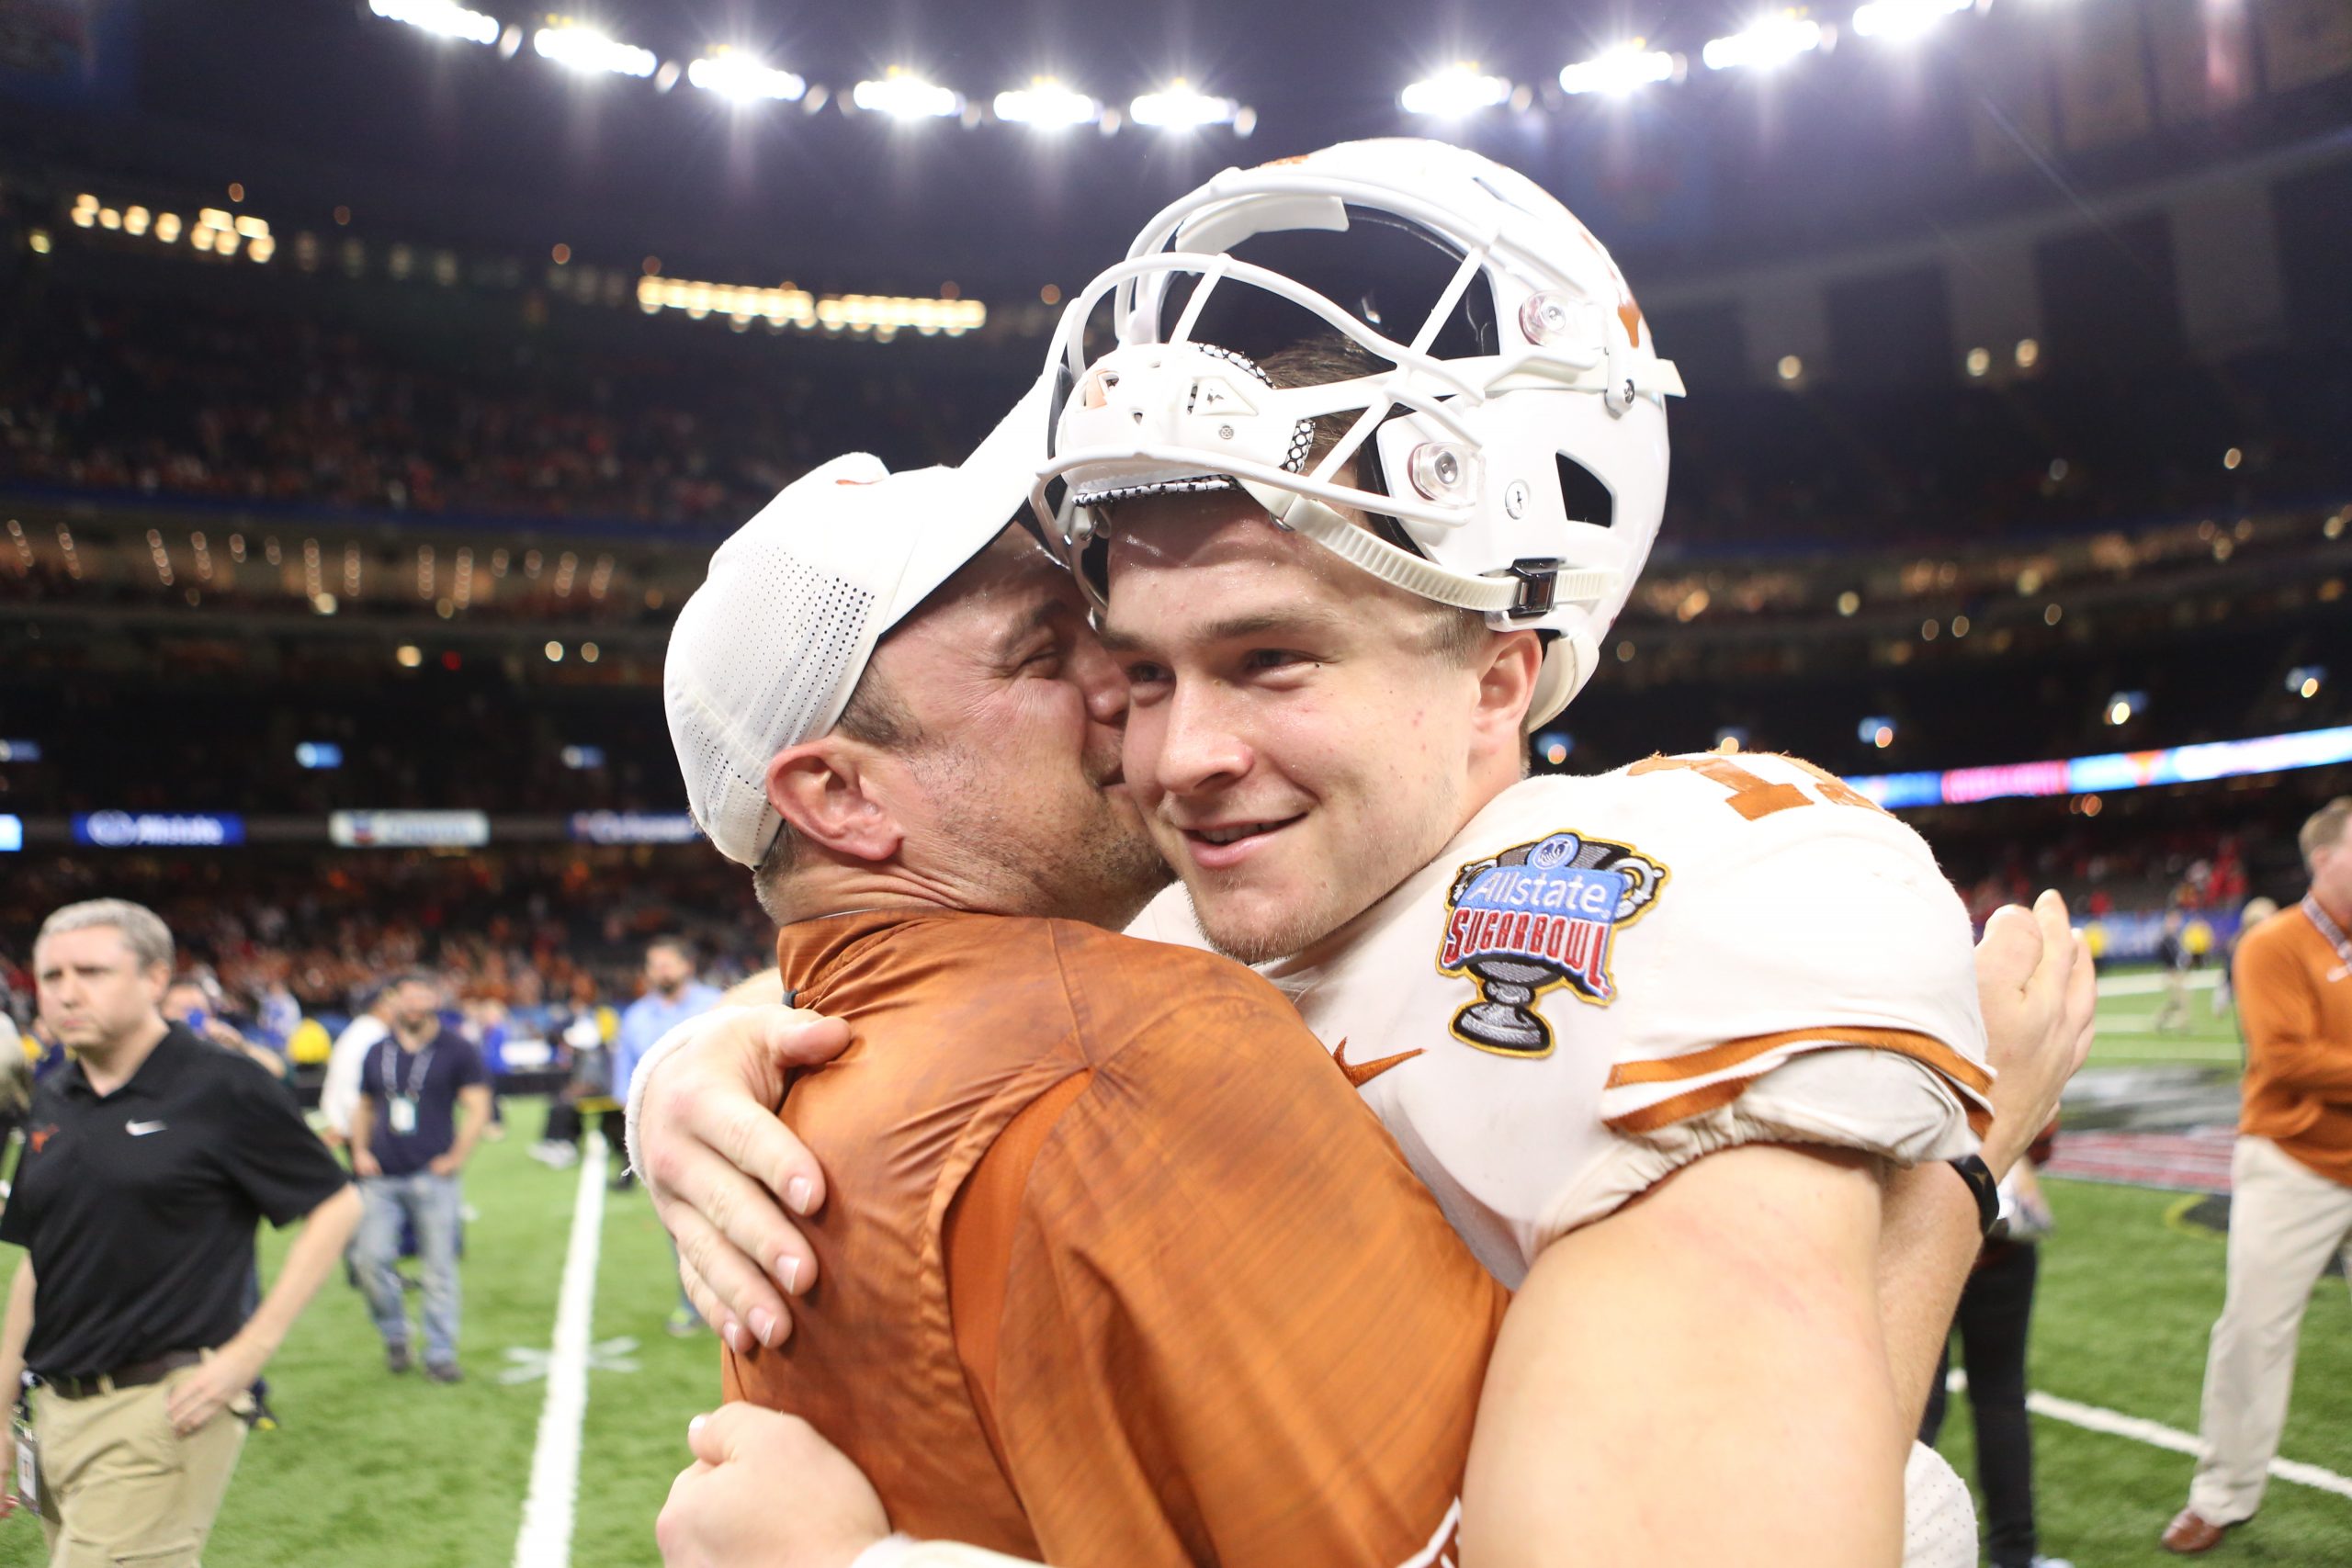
[1243, 648, 1313, 672]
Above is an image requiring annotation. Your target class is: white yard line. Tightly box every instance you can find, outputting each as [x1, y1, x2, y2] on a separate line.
[514, 1129, 610, 1568]
[1948, 1371, 2352, 1503]
[2096, 971, 2222, 998]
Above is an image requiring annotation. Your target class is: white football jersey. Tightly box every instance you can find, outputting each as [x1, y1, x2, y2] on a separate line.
[1129, 751, 1994, 1286]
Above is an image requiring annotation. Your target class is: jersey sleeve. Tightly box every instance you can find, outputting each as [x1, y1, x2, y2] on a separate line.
[1555, 753, 1993, 1239]
[213, 1064, 352, 1226]
[972, 956, 1497, 1568]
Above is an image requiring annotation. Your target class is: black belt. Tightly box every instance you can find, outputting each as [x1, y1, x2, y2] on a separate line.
[42, 1350, 205, 1401]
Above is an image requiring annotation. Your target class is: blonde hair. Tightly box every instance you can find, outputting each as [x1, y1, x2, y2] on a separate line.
[2300, 796, 2352, 869]
[37, 898, 175, 971]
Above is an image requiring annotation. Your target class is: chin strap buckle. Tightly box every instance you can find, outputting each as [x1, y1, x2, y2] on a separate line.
[1505, 558, 1566, 619]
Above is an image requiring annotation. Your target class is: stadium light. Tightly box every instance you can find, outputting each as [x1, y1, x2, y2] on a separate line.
[1557, 44, 1676, 97]
[1401, 64, 1512, 117]
[1131, 81, 1239, 130]
[1851, 0, 1971, 41]
[1532, 730, 1574, 768]
[1702, 15, 1825, 72]
[533, 24, 658, 79]
[1860, 716, 1896, 750]
[687, 50, 806, 103]
[2289, 666, 2325, 699]
[2105, 691, 2145, 726]
[994, 78, 1102, 128]
[368, 0, 500, 47]
[851, 71, 963, 118]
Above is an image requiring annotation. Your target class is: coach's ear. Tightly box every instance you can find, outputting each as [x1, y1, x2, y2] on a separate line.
[766, 741, 902, 864]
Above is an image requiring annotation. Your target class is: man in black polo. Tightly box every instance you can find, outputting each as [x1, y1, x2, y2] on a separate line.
[0, 898, 358, 1563]
[348, 970, 490, 1382]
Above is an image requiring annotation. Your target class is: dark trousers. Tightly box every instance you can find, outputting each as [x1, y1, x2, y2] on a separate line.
[1921, 1241, 2041, 1568]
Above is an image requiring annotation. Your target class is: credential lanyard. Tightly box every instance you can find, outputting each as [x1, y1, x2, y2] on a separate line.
[2301, 896, 2352, 969]
[381, 1038, 436, 1103]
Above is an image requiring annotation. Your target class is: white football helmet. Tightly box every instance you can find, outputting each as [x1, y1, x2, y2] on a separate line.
[1034, 138, 1683, 728]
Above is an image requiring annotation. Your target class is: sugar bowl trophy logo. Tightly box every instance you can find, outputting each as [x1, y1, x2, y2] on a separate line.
[1437, 831, 1668, 1056]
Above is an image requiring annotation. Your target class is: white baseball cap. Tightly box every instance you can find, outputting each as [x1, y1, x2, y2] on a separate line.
[666, 375, 1053, 867]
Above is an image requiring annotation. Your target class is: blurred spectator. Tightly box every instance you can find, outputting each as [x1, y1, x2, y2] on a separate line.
[163, 971, 289, 1083]
[347, 972, 490, 1383]
[2165, 798, 2352, 1553]
[320, 984, 395, 1146]
[2154, 911, 2199, 1033]
[0, 899, 356, 1561]
[611, 936, 723, 1334]
[1922, 1121, 2066, 1568]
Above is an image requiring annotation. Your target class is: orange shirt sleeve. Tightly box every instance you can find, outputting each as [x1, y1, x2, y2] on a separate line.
[956, 965, 1503, 1568]
[2238, 930, 2352, 1097]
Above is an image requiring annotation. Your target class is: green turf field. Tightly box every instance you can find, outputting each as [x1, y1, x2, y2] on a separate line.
[2086, 967, 2246, 1068]
[1, 1056, 2344, 1565]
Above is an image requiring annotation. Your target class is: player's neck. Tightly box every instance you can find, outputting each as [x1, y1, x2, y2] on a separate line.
[79, 1012, 170, 1097]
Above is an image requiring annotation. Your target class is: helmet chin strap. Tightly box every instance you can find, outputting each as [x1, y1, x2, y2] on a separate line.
[1235, 479, 1612, 733]
[1238, 481, 1618, 621]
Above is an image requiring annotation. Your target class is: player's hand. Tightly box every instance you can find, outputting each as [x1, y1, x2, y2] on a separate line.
[639, 1006, 851, 1350]
[659, 1405, 887, 1568]
[427, 1152, 463, 1177]
[351, 1147, 382, 1179]
[164, 1343, 264, 1436]
[1973, 889, 2096, 1177]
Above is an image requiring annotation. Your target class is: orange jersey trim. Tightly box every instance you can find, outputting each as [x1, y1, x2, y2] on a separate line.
[1604, 1026, 1995, 1136]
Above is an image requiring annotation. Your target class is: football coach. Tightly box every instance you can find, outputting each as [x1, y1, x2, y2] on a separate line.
[0, 899, 360, 1563]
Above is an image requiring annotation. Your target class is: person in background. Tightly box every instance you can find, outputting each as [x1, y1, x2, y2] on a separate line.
[2165, 798, 2352, 1552]
[164, 973, 290, 1085]
[1922, 1119, 2067, 1568]
[347, 971, 491, 1383]
[0, 899, 357, 1562]
[2211, 897, 2278, 1021]
[612, 938, 722, 1335]
[320, 982, 396, 1147]
[2154, 910, 2199, 1034]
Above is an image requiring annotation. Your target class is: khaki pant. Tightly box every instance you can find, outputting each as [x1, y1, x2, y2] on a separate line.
[2188, 1135, 2352, 1523]
[34, 1364, 248, 1566]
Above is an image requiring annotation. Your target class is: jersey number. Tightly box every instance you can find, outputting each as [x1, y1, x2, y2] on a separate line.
[1627, 754, 1883, 820]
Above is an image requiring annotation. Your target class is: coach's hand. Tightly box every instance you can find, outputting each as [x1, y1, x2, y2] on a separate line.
[660, 1405, 887, 1568]
[165, 1342, 265, 1436]
[1973, 889, 2096, 1178]
[639, 1006, 850, 1351]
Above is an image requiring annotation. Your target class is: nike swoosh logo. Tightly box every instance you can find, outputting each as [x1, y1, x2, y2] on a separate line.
[125, 1120, 167, 1136]
[1331, 1038, 1424, 1089]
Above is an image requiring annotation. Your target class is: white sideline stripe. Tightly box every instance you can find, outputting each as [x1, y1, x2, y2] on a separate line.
[2096, 971, 2222, 998]
[1946, 1371, 2352, 1503]
[514, 1128, 610, 1568]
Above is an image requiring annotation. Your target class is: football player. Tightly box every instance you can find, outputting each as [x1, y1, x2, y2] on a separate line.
[639, 141, 2095, 1567]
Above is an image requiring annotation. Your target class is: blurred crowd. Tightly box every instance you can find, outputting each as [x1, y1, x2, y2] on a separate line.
[0, 288, 997, 528]
[4, 279, 2348, 552]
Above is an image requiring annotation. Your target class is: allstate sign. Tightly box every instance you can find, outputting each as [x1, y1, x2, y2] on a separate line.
[72, 812, 245, 848]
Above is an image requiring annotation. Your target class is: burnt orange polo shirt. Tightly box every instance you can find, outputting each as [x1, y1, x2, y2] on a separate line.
[724, 908, 1505, 1567]
[2233, 903, 2352, 1187]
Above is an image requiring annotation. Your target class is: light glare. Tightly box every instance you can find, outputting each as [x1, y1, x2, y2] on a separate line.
[994, 78, 1101, 127]
[1852, 0, 1972, 40]
[852, 72, 963, 118]
[533, 25, 658, 79]
[1702, 16, 1825, 72]
[1401, 64, 1513, 116]
[687, 51, 807, 103]
[1130, 81, 1238, 128]
[1557, 46, 1676, 96]
[368, 0, 500, 46]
